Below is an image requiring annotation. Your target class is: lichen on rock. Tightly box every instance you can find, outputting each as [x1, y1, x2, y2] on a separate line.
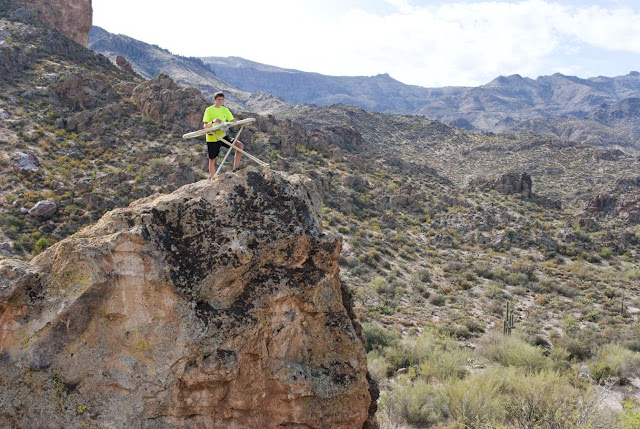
[0, 167, 373, 428]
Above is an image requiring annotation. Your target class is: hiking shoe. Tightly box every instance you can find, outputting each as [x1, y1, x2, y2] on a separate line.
[232, 167, 240, 173]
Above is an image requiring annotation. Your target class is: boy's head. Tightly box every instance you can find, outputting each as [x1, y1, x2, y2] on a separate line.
[214, 91, 225, 100]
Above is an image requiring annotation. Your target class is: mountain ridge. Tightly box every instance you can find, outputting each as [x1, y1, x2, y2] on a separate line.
[88, 27, 640, 151]
[88, 26, 291, 114]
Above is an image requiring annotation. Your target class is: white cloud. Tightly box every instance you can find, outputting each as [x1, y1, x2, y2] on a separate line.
[92, 0, 640, 87]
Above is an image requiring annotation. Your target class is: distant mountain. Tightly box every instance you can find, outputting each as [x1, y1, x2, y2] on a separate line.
[510, 98, 640, 152]
[589, 97, 640, 135]
[419, 72, 640, 131]
[89, 27, 640, 151]
[200, 56, 468, 113]
[201, 56, 640, 133]
[88, 26, 289, 113]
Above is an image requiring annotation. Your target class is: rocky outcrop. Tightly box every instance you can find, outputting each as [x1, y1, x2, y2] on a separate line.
[586, 194, 616, 215]
[55, 71, 119, 110]
[116, 54, 136, 74]
[469, 172, 533, 199]
[584, 191, 640, 226]
[309, 125, 363, 152]
[493, 172, 533, 199]
[131, 74, 209, 129]
[0, 168, 373, 429]
[12, 0, 92, 47]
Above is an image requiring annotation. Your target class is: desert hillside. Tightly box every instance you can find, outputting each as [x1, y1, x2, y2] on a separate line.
[1, 2, 640, 428]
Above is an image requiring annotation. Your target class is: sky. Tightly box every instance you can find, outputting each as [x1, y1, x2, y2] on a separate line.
[92, 0, 640, 88]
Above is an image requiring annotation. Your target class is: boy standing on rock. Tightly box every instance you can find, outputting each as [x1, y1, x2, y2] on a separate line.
[202, 91, 244, 178]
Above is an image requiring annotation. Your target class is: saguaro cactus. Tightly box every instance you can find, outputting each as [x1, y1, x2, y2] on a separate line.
[503, 301, 515, 336]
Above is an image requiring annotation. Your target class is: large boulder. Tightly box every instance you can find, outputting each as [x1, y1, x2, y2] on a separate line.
[27, 199, 57, 218]
[11, 0, 92, 47]
[12, 151, 39, 175]
[0, 168, 373, 429]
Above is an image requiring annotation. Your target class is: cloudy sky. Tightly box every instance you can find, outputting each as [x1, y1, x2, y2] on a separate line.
[93, 0, 640, 88]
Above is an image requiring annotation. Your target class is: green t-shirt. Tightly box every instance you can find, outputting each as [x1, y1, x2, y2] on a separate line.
[202, 105, 234, 142]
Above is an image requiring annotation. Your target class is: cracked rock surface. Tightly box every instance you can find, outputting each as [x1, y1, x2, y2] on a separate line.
[0, 167, 372, 429]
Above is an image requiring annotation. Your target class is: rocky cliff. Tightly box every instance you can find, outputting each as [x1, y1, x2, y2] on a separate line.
[8, 0, 92, 47]
[0, 168, 374, 428]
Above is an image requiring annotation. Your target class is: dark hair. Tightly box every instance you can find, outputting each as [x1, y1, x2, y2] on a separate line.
[214, 91, 225, 99]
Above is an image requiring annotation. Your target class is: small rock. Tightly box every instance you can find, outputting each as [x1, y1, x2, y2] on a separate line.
[76, 179, 93, 193]
[0, 241, 12, 256]
[0, 109, 9, 119]
[28, 200, 57, 218]
[51, 180, 64, 190]
[396, 368, 408, 375]
[38, 224, 54, 233]
[12, 152, 40, 175]
[19, 207, 29, 214]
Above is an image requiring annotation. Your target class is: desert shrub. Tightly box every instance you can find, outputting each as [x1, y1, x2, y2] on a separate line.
[502, 369, 598, 429]
[368, 277, 394, 296]
[480, 333, 549, 373]
[554, 336, 593, 361]
[440, 369, 505, 428]
[428, 294, 445, 306]
[382, 332, 467, 378]
[588, 343, 640, 384]
[382, 377, 448, 428]
[417, 346, 469, 382]
[506, 272, 529, 286]
[415, 268, 431, 283]
[621, 398, 640, 429]
[474, 262, 494, 279]
[492, 266, 509, 281]
[33, 237, 50, 254]
[362, 322, 398, 352]
[367, 350, 390, 385]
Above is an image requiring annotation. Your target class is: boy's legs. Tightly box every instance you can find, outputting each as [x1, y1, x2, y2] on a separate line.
[208, 158, 216, 178]
[207, 141, 222, 178]
[233, 140, 244, 170]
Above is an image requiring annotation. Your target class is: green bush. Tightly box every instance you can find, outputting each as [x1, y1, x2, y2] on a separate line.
[382, 331, 467, 378]
[418, 347, 469, 381]
[382, 377, 448, 428]
[362, 322, 398, 352]
[480, 333, 549, 373]
[33, 237, 51, 254]
[588, 343, 640, 383]
[441, 369, 504, 428]
[502, 369, 596, 429]
[621, 399, 640, 429]
[366, 350, 390, 385]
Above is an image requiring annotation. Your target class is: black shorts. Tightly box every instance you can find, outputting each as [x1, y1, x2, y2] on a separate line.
[206, 133, 236, 159]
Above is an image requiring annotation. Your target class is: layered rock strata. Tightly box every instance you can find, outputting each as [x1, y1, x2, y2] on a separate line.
[0, 168, 372, 428]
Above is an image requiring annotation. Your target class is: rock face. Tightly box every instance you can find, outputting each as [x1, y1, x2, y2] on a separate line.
[131, 74, 209, 129]
[0, 168, 373, 428]
[493, 172, 533, 199]
[116, 54, 136, 74]
[12, 0, 92, 47]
